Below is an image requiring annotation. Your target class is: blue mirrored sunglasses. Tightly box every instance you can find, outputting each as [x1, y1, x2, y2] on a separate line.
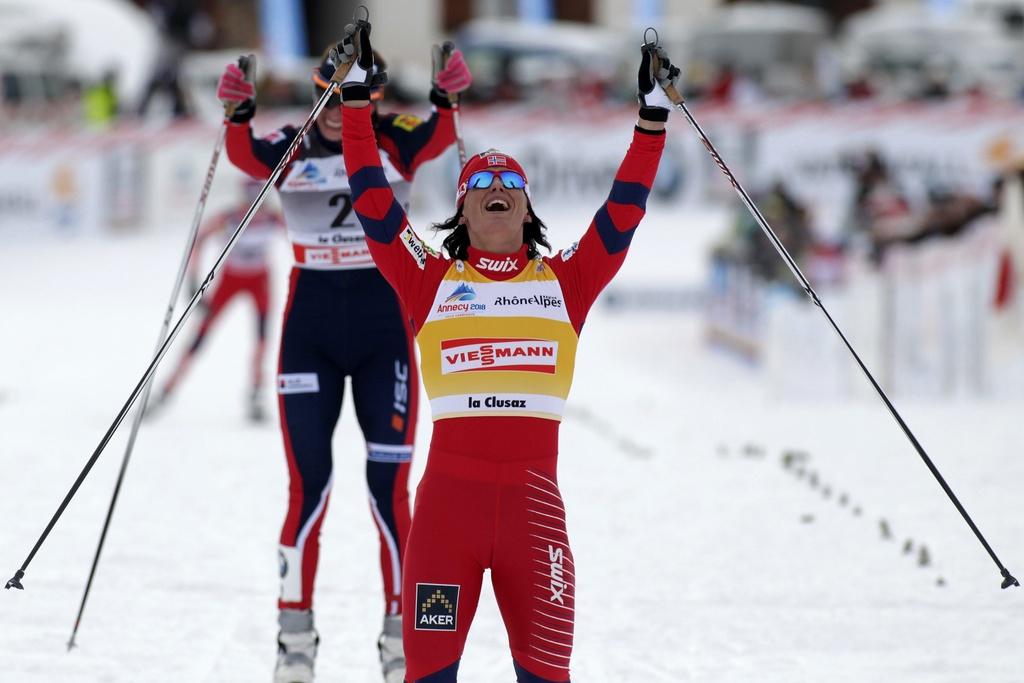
[466, 170, 526, 191]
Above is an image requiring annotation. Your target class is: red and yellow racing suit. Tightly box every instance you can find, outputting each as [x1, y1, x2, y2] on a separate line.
[342, 104, 664, 682]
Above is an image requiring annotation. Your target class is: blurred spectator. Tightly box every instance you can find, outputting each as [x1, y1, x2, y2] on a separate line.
[847, 149, 998, 261]
[993, 168, 1024, 311]
[909, 186, 994, 242]
[844, 70, 875, 100]
[681, 60, 711, 100]
[846, 150, 913, 256]
[716, 179, 814, 287]
[918, 60, 952, 101]
[83, 69, 119, 128]
[733, 68, 765, 107]
[135, 0, 213, 118]
[706, 63, 736, 104]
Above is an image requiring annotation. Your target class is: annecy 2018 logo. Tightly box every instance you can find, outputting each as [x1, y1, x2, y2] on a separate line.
[415, 583, 459, 631]
[436, 282, 486, 315]
[445, 282, 476, 302]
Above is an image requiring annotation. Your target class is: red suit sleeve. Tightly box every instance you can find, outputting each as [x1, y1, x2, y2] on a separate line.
[547, 126, 665, 333]
[342, 105, 445, 330]
[225, 120, 299, 180]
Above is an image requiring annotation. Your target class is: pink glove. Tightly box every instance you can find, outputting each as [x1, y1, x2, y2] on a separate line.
[435, 49, 472, 94]
[217, 63, 255, 103]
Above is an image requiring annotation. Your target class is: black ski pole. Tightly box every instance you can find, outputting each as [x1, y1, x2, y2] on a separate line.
[5, 53, 355, 594]
[64, 56, 255, 650]
[644, 28, 1017, 590]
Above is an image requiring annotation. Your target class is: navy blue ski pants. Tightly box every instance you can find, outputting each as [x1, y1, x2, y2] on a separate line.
[275, 267, 417, 615]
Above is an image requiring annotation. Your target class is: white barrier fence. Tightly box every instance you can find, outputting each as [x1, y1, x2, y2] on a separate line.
[712, 221, 1005, 399]
[0, 123, 246, 239]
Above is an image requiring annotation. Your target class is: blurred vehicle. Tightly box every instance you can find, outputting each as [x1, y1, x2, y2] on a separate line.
[839, 3, 1024, 100]
[0, 0, 158, 123]
[453, 18, 632, 104]
[670, 2, 832, 101]
[0, 13, 72, 125]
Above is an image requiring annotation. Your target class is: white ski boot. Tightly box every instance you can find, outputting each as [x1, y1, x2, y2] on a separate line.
[248, 389, 267, 423]
[377, 614, 405, 683]
[275, 609, 318, 683]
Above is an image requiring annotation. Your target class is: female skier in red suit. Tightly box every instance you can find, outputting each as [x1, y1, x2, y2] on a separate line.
[336, 21, 677, 682]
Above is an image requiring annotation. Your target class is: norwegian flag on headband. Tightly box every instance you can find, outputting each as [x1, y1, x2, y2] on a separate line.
[456, 148, 528, 206]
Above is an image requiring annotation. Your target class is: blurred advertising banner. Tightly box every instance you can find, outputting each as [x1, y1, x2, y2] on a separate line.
[5, 100, 1024, 239]
[415, 100, 1024, 231]
[0, 134, 106, 237]
[0, 127, 150, 238]
[0, 118, 291, 239]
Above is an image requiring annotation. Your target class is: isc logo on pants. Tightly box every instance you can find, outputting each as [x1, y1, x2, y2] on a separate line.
[415, 583, 459, 631]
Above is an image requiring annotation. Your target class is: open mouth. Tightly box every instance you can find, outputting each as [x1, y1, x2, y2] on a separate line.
[485, 198, 510, 212]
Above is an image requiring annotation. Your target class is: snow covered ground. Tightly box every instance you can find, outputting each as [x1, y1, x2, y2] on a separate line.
[1, 203, 1021, 682]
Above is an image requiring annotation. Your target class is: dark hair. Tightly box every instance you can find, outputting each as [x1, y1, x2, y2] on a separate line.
[433, 201, 551, 261]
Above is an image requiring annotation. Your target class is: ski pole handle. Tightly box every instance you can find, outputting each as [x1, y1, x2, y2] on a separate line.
[330, 53, 356, 87]
[442, 41, 458, 104]
[650, 46, 685, 107]
[223, 54, 256, 119]
[330, 11, 371, 88]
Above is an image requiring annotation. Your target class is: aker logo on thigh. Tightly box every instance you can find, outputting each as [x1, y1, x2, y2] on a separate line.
[415, 583, 459, 631]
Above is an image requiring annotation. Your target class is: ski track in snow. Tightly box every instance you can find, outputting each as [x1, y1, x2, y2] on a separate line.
[1, 206, 1021, 682]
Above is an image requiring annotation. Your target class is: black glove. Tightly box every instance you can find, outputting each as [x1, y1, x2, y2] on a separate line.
[331, 21, 388, 101]
[638, 44, 679, 122]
